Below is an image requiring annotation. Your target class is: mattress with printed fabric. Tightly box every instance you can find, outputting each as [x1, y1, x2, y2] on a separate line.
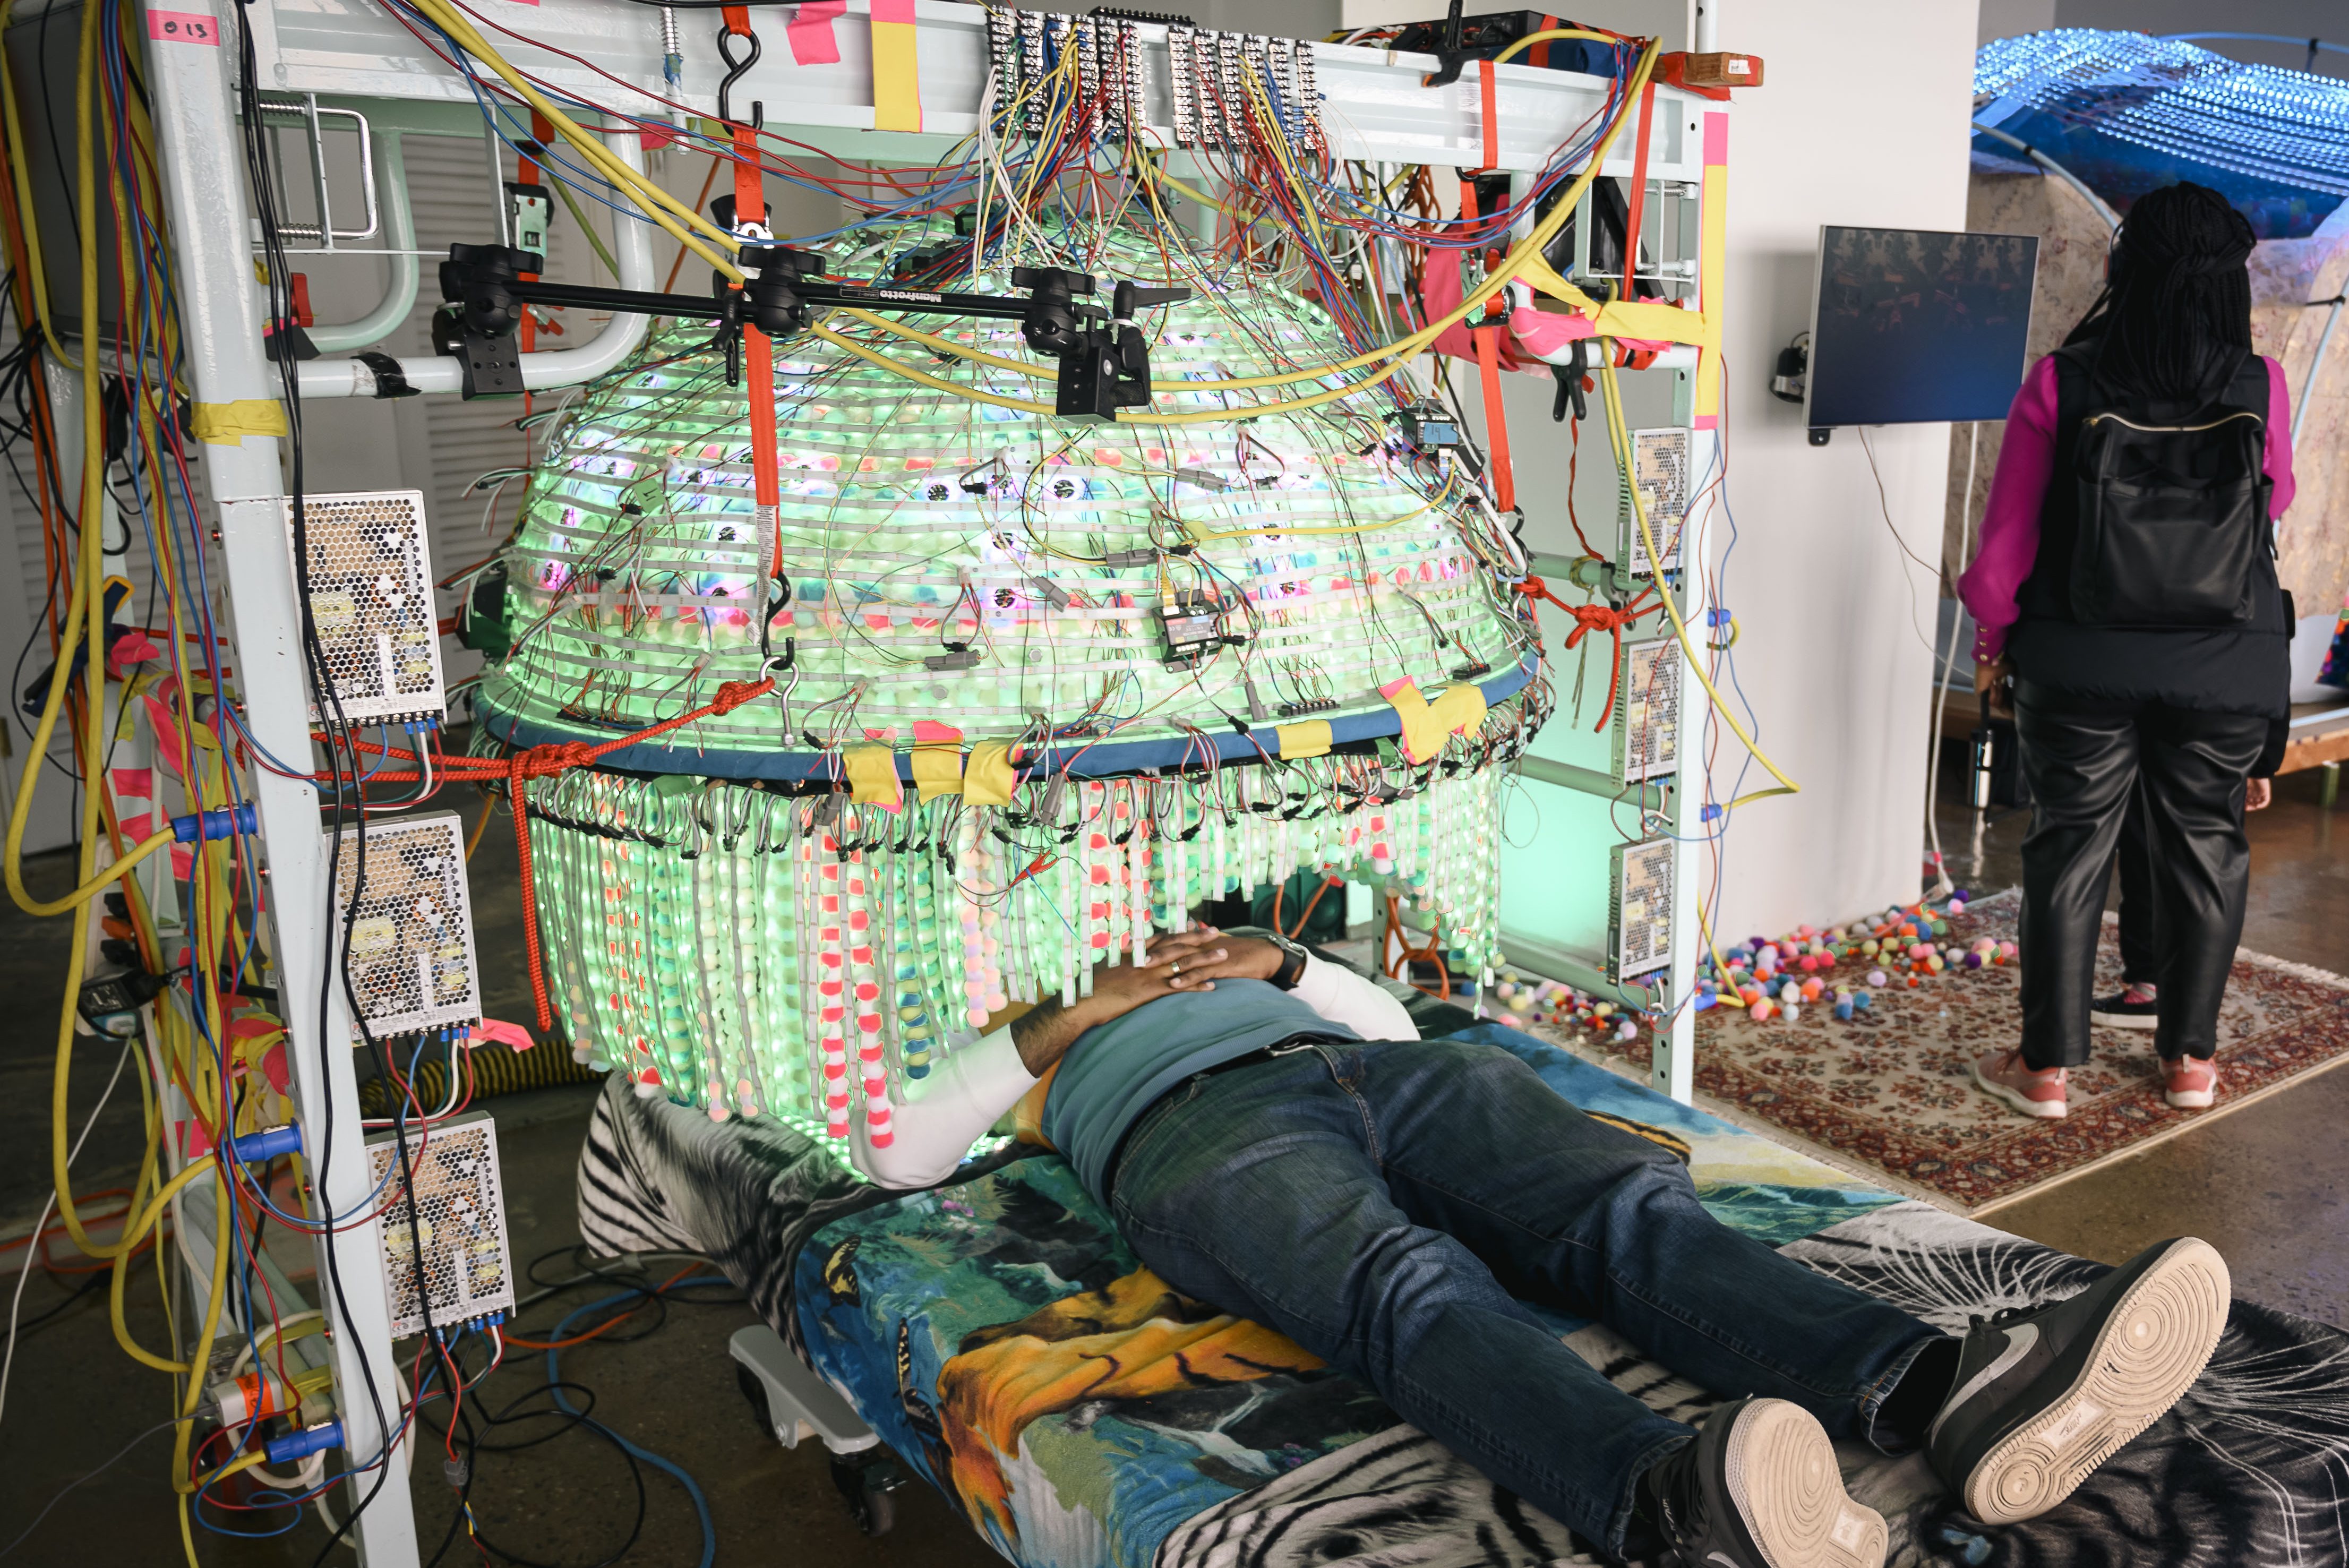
[576, 1005, 2349, 1568]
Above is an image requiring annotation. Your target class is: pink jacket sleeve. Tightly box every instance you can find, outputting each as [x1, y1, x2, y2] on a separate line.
[1957, 355, 2298, 663]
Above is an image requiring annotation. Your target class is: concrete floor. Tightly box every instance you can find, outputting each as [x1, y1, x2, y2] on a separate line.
[3, 760, 2345, 1565]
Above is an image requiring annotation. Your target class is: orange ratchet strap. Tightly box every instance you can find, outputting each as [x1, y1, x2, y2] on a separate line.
[1619, 82, 1656, 300]
[1455, 174, 1516, 517]
[718, 6, 784, 577]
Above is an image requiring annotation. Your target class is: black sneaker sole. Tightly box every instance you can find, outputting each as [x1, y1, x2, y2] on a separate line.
[1724, 1400, 1886, 1567]
[1960, 1239, 2229, 1524]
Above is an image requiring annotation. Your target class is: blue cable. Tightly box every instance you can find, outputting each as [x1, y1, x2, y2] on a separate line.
[544, 1284, 726, 1568]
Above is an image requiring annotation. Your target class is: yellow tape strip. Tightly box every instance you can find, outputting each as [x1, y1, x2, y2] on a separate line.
[191, 399, 287, 444]
[843, 743, 903, 810]
[911, 743, 963, 802]
[963, 742, 1016, 807]
[869, 10, 921, 133]
[1275, 720, 1332, 760]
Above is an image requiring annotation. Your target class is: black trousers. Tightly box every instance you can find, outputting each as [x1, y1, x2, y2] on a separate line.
[2011, 682, 2266, 1068]
[2117, 783, 2158, 986]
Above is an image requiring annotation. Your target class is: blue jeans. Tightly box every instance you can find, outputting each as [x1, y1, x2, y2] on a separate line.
[1107, 1038, 1943, 1554]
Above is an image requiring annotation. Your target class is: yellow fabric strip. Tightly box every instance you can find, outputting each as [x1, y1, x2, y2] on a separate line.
[843, 742, 903, 810]
[1429, 682, 1488, 738]
[1275, 720, 1332, 760]
[870, 15, 921, 133]
[911, 743, 964, 802]
[963, 742, 1016, 806]
[191, 399, 287, 444]
[1383, 678, 1487, 764]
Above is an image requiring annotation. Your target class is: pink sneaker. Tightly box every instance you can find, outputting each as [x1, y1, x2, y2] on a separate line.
[1973, 1049, 2069, 1119]
[2162, 1056, 2219, 1110]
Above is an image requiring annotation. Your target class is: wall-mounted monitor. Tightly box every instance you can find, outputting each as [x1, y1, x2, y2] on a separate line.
[1803, 226, 2040, 434]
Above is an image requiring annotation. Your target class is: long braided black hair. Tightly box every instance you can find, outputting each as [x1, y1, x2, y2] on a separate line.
[2063, 181, 2256, 405]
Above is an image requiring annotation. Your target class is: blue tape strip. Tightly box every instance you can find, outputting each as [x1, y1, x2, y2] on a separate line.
[475, 656, 1537, 784]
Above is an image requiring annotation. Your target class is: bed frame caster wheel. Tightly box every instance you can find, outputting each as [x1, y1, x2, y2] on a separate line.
[830, 1450, 906, 1537]
[735, 1362, 775, 1441]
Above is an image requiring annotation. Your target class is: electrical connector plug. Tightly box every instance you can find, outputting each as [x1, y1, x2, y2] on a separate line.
[226, 1124, 303, 1165]
[75, 969, 171, 1033]
[264, 1421, 344, 1467]
[171, 803, 256, 844]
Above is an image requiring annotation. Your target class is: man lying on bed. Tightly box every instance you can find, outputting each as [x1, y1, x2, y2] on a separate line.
[847, 927, 2230, 1568]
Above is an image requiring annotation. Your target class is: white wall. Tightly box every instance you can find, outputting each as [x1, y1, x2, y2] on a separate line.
[1981, 0, 2055, 44]
[1694, 0, 1979, 936]
[1346, 1, 1976, 937]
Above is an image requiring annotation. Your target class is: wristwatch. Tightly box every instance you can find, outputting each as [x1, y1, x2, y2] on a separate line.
[1265, 933, 1309, 991]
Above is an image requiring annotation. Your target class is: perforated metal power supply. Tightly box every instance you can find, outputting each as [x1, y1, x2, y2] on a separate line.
[1612, 638, 1681, 785]
[326, 811, 481, 1039]
[367, 1112, 515, 1339]
[285, 489, 447, 726]
[1616, 428, 1690, 577]
[1609, 837, 1674, 981]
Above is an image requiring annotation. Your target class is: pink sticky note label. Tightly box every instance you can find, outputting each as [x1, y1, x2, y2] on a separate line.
[147, 10, 219, 45]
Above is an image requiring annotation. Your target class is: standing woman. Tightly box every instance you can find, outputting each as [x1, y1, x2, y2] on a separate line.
[1959, 181, 2293, 1119]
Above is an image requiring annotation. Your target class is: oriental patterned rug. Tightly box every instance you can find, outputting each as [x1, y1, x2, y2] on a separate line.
[1537, 893, 2349, 1213]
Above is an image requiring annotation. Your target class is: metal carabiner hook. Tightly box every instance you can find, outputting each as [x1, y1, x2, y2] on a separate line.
[715, 24, 765, 131]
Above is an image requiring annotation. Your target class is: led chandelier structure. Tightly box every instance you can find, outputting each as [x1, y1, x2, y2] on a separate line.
[474, 223, 1545, 1147]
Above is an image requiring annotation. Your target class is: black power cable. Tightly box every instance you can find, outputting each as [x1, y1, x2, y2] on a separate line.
[225, 9, 453, 1562]
[404, 1247, 743, 1568]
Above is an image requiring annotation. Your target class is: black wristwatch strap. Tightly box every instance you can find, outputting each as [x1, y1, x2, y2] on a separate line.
[1270, 939, 1308, 991]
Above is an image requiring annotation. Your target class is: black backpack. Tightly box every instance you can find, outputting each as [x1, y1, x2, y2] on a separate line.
[2067, 350, 2271, 628]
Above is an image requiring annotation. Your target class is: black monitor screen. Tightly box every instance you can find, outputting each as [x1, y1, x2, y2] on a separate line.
[1805, 227, 2039, 429]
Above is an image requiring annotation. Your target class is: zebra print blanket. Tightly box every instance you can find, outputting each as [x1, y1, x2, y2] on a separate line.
[576, 1032, 2349, 1568]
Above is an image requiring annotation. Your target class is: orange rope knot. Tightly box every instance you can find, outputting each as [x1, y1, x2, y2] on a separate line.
[1516, 577, 1643, 732]
[500, 673, 776, 1033]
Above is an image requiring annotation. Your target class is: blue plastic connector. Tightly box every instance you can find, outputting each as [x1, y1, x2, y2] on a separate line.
[1705, 606, 1734, 628]
[171, 803, 256, 844]
[1699, 803, 1724, 824]
[225, 1124, 302, 1165]
[264, 1420, 344, 1466]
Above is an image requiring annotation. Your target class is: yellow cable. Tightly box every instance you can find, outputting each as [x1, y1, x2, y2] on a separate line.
[1492, 27, 1627, 65]
[810, 39, 1662, 400]
[1178, 485, 1450, 542]
[1118, 354, 1412, 426]
[0, 0, 72, 369]
[106, 1156, 219, 1374]
[10, 826, 179, 918]
[1598, 352, 1796, 808]
[27, 0, 121, 1263]
[399, 0, 743, 279]
[808, 322, 1056, 414]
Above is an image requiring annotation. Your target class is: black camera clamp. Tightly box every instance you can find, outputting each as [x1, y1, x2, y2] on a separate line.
[433, 241, 1189, 421]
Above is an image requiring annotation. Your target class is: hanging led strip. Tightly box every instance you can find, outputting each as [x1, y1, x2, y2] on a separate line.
[1975, 30, 2349, 228]
[475, 224, 1541, 1140]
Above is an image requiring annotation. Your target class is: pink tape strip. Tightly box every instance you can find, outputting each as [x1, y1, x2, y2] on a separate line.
[869, 0, 914, 22]
[146, 10, 219, 45]
[1703, 112, 1728, 167]
[787, 0, 847, 66]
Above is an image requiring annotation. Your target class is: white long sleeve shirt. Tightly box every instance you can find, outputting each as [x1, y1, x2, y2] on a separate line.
[851, 953, 1420, 1189]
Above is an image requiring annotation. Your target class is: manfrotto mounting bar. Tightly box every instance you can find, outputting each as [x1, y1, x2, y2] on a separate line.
[434, 241, 1190, 421]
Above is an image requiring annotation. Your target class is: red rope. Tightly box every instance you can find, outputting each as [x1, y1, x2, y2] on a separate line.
[358, 678, 777, 1029]
[1517, 577, 1648, 731]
